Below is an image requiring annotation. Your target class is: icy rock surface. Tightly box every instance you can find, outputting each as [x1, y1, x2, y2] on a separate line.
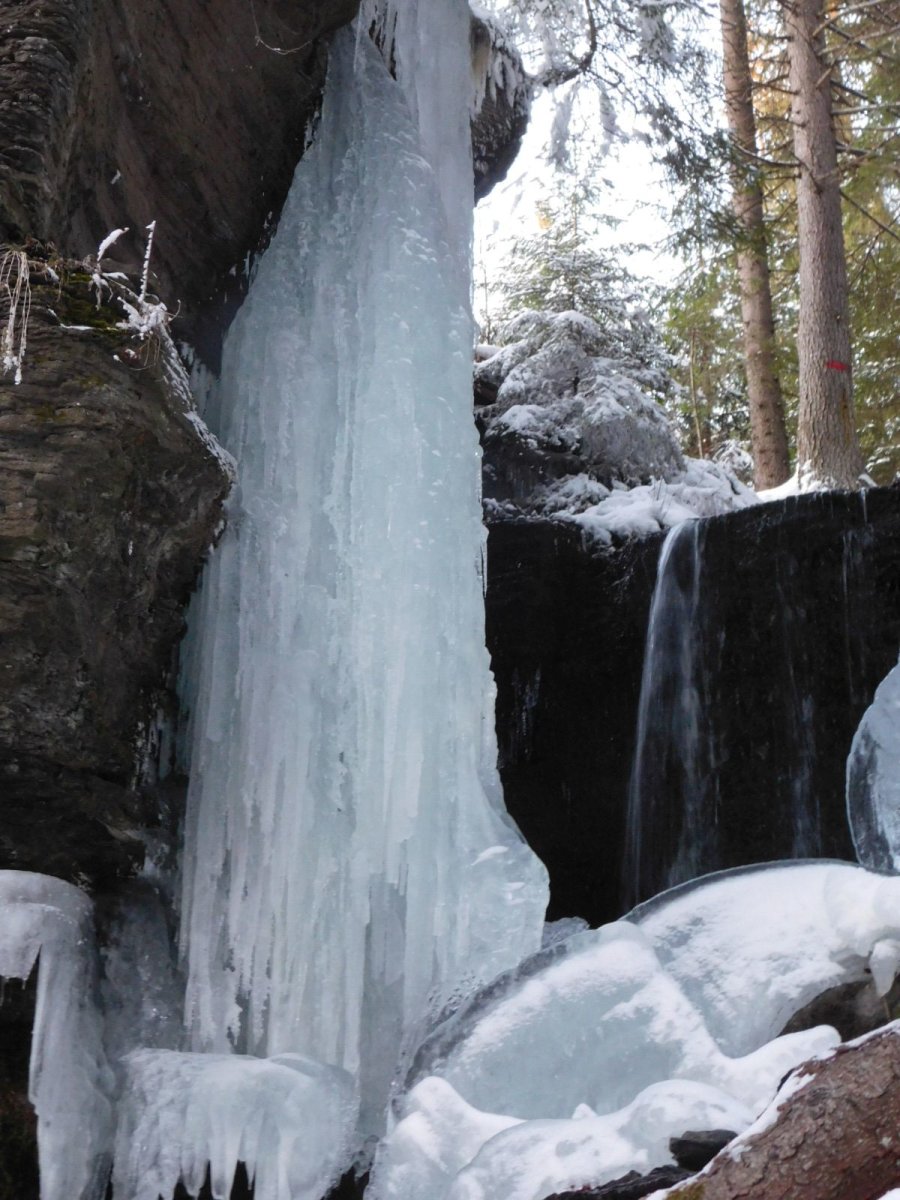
[113, 1049, 356, 1200]
[99, 880, 185, 1069]
[0, 871, 113, 1200]
[477, 311, 757, 542]
[632, 861, 900, 1053]
[847, 660, 900, 871]
[372, 1076, 750, 1200]
[402, 920, 836, 1122]
[179, 0, 547, 1136]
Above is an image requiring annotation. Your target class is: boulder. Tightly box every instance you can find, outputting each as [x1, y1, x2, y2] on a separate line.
[0, 261, 231, 886]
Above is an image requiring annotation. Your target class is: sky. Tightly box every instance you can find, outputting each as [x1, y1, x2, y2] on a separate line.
[472, 2, 722, 334]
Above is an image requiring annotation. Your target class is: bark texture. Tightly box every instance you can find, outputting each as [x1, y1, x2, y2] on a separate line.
[786, 0, 865, 489]
[661, 1026, 900, 1199]
[0, 262, 231, 885]
[719, 0, 790, 489]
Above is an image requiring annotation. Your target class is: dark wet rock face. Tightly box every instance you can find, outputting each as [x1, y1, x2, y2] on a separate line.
[0, 0, 360, 363]
[485, 518, 661, 924]
[470, 15, 530, 201]
[0, 1, 525, 366]
[486, 490, 900, 925]
[543, 1164, 690, 1200]
[0, 266, 231, 886]
[0, 975, 38, 1200]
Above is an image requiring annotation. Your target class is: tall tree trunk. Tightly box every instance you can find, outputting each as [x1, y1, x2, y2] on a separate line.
[786, 0, 865, 490]
[719, 0, 791, 490]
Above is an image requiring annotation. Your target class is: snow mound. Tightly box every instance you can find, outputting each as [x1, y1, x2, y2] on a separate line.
[443, 1080, 749, 1200]
[476, 312, 757, 541]
[113, 1049, 357, 1200]
[373, 1077, 749, 1200]
[847, 659, 900, 872]
[0, 871, 114, 1200]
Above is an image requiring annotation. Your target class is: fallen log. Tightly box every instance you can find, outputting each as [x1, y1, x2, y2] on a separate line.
[656, 1024, 900, 1200]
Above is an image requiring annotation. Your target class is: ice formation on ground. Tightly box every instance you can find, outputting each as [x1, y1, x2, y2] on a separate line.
[0, 871, 113, 1200]
[368, 862, 900, 1200]
[178, 0, 547, 1138]
[631, 861, 900, 1054]
[400, 919, 836, 1123]
[113, 1049, 356, 1200]
[847, 659, 900, 872]
[476, 310, 757, 542]
[373, 1075, 750, 1200]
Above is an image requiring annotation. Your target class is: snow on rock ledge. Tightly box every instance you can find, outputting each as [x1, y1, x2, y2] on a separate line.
[476, 311, 757, 543]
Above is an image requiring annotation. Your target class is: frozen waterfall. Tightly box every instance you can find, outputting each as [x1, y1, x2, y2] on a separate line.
[178, 0, 548, 1137]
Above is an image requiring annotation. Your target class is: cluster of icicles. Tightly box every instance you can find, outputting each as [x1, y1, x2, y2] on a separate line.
[7, 1, 900, 1200]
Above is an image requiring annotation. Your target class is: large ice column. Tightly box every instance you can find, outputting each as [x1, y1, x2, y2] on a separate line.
[0, 871, 114, 1200]
[179, 0, 548, 1133]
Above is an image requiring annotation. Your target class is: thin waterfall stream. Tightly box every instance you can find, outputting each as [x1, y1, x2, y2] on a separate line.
[624, 518, 719, 908]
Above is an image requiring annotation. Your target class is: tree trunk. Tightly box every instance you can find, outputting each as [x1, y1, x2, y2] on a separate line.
[661, 1025, 900, 1199]
[719, 0, 791, 490]
[786, 0, 865, 490]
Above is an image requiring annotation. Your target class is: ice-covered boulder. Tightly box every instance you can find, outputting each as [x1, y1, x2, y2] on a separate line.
[113, 1049, 357, 1200]
[403, 920, 837, 1122]
[631, 861, 900, 1055]
[369, 861, 900, 1200]
[847, 659, 900, 872]
[0, 871, 114, 1200]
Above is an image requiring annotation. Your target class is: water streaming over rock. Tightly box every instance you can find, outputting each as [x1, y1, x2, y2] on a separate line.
[624, 519, 719, 907]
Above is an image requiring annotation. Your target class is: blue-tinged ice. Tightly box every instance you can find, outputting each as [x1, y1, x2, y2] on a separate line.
[847, 660, 900, 871]
[112, 1050, 356, 1200]
[178, 0, 548, 1137]
[0, 871, 113, 1200]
